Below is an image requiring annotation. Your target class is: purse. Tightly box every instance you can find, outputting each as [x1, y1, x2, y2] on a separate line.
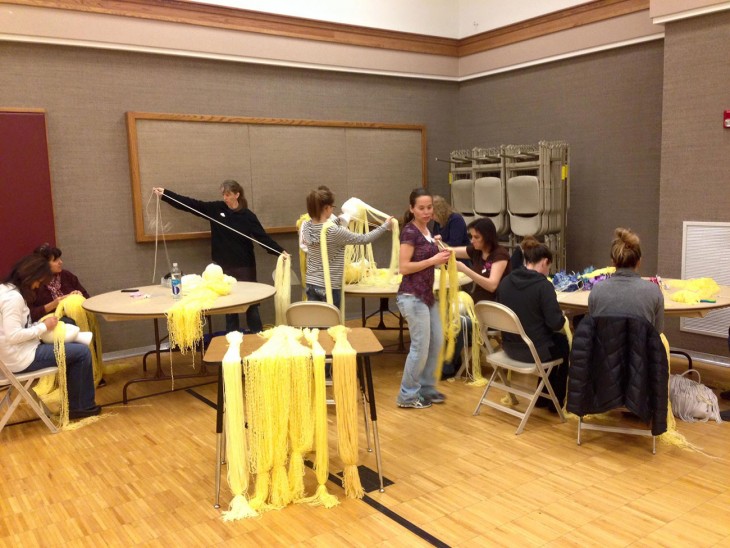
[669, 369, 722, 423]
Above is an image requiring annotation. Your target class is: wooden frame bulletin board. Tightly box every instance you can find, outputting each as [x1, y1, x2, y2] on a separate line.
[126, 112, 427, 243]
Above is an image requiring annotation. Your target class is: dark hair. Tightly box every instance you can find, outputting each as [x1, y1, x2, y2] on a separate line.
[3, 254, 52, 304]
[610, 227, 641, 268]
[306, 187, 335, 219]
[34, 243, 62, 261]
[521, 235, 553, 265]
[403, 188, 432, 225]
[220, 179, 247, 209]
[467, 217, 499, 253]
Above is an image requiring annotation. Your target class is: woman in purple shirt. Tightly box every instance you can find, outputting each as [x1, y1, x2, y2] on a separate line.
[396, 189, 451, 408]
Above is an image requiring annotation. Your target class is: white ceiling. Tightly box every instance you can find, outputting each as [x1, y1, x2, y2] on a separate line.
[194, 0, 594, 39]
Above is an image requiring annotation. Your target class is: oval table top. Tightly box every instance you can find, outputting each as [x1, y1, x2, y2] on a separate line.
[345, 272, 472, 297]
[83, 281, 276, 321]
[556, 279, 730, 318]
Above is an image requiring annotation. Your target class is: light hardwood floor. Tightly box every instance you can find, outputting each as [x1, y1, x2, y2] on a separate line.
[2, 322, 730, 547]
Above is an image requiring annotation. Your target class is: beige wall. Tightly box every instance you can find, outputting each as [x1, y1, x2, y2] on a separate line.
[657, 10, 730, 354]
[0, 42, 458, 352]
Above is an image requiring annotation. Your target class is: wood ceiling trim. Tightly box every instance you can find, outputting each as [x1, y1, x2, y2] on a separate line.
[8, 0, 650, 57]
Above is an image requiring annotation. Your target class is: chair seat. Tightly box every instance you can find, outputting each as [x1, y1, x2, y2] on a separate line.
[486, 351, 561, 373]
[0, 366, 58, 386]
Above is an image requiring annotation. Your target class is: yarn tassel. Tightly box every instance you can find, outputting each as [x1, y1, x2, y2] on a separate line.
[220, 331, 258, 521]
[286, 337, 314, 501]
[328, 325, 363, 499]
[299, 329, 340, 508]
[274, 253, 291, 326]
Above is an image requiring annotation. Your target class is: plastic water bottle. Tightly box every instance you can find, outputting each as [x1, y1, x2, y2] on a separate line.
[170, 263, 182, 299]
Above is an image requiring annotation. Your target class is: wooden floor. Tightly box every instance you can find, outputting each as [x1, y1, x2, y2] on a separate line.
[2, 321, 730, 547]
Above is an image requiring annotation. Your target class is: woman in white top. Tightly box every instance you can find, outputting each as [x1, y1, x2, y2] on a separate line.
[0, 254, 99, 419]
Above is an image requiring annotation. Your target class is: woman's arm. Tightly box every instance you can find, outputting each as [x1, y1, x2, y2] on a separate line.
[1, 293, 52, 344]
[327, 220, 391, 247]
[450, 246, 470, 260]
[154, 188, 214, 220]
[399, 244, 450, 275]
[246, 211, 286, 255]
[540, 282, 566, 332]
[456, 259, 508, 293]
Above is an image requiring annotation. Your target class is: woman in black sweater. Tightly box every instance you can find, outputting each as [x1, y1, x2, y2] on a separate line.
[153, 181, 286, 333]
[496, 236, 568, 410]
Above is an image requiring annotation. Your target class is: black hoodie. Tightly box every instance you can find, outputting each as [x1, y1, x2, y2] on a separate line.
[496, 268, 565, 361]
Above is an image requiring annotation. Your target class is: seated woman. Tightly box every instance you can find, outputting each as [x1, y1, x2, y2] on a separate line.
[497, 236, 569, 410]
[29, 243, 89, 322]
[432, 196, 470, 249]
[588, 227, 664, 332]
[302, 187, 392, 308]
[0, 254, 99, 419]
[442, 217, 511, 377]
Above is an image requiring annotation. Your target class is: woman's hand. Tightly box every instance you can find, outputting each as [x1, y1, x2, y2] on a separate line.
[384, 217, 394, 230]
[153, 187, 165, 196]
[42, 317, 59, 331]
[431, 250, 451, 266]
[456, 260, 468, 273]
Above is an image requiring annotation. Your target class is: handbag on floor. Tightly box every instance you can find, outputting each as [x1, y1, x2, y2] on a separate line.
[669, 369, 722, 423]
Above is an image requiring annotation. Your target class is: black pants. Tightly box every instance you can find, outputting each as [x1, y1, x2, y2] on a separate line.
[222, 265, 262, 333]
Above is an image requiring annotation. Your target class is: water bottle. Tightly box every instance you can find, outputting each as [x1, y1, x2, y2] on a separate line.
[170, 262, 182, 300]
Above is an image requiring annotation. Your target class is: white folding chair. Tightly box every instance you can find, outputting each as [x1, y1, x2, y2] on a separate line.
[0, 360, 59, 434]
[472, 301, 565, 434]
[286, 301, 342, 328]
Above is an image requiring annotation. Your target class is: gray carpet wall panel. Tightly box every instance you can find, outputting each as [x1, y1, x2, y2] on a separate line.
[0, 43, 457, 351]
[658, 11, 730, 355]
[456, 42, 665, 274]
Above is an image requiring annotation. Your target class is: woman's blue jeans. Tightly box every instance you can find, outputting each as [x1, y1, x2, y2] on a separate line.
[22, 342, 96, 411]
[396, 294, 442, 404]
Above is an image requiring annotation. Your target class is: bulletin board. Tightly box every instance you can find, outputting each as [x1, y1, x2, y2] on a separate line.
[126, 112, 426, 243]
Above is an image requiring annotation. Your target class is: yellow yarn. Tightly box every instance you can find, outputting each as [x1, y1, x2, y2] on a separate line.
[327, 325, 364, 499]
[220, 331, 258, 521]
[669, 277, 720, 304]
[274, 253, 291, 326]
[52, 321, 70, 428]
[319, 220, 342, 316]
[658, 333, 703, 451]
[456, 292, 487, 386]
[435, 251, 460, 382]
[287, 329, 314, 502]
[298, 329, 339, 508]
[166, 265, 235, 355]
[35, 294, 103, 395]
[56, 294, 103, 385]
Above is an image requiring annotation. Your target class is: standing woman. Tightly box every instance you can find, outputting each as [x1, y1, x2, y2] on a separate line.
[497, 236, 569, 410]
[588, 227, 664, 332]
[153, 181, 286, 333]
[303, 188, 391, 309]
[396, 188, 451, 409]
[0, 255, 99, 419]
[29, 243, 90, 322]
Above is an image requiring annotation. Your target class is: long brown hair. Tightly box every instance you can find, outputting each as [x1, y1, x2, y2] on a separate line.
[3, 254, 52, 304]
[403, 188, 432, 225]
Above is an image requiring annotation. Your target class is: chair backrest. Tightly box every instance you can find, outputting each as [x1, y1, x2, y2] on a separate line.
[474, 176, 503, 215]
[451, 179, 475, 216]
[285, 301, 342, 328]
[474, 301, 542, 363]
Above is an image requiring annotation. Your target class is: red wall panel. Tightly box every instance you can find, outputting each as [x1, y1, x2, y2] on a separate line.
[0, 110, 56, 277]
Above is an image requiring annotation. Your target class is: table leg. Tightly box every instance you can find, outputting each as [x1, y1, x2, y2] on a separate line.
[215, 363, 223, 508]
[356, 359, 372, 452]
[361, 298, 366, 328]
[362, 355, 384, 492]
[122, 318, 216, 404]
